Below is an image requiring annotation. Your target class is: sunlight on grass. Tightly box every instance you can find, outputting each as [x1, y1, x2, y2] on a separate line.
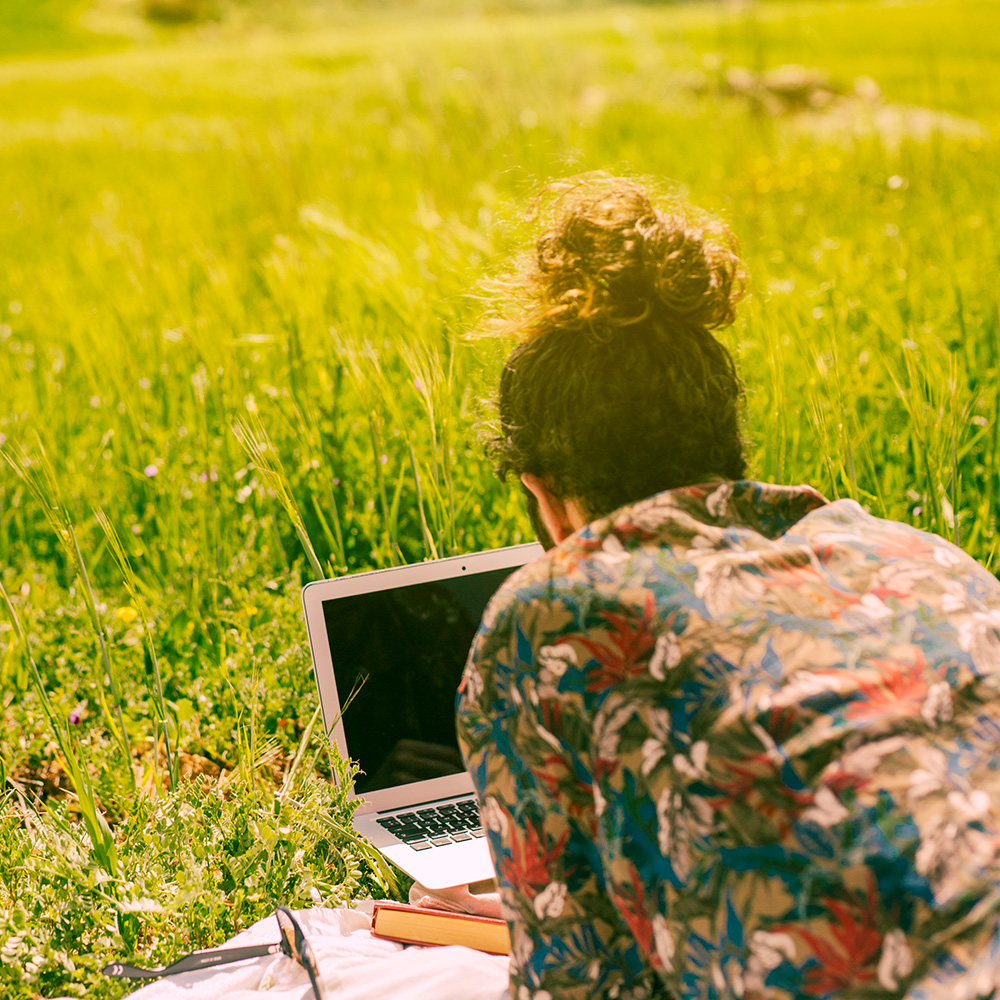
[1, 0, 999, 995]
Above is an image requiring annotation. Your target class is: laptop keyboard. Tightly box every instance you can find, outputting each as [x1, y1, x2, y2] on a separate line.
[376, 799, 485, 851]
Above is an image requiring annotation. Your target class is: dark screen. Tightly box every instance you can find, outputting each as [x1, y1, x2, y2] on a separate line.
[322, 567, 513, 793]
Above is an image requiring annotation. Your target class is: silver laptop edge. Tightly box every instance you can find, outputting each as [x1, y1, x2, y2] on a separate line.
[302, 542, 542, 888]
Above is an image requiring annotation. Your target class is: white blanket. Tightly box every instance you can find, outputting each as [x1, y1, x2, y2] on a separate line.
[105, 906, 510, 1000]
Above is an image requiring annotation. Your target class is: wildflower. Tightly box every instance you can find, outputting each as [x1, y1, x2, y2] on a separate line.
[144, 464, 158, 477]
[116, 606, 138, 624]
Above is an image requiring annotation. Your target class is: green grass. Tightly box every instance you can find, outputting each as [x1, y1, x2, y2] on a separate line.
[1, 0, 999, 995]
[0, 0, 121, 57]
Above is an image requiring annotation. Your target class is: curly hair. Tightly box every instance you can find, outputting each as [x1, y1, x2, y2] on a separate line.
[486, 175, 749, 519]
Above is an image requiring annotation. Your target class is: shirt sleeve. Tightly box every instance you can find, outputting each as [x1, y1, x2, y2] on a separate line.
[457, 588, 667, 1000]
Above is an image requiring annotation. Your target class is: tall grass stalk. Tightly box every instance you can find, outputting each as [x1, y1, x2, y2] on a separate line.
[0, 580, 119, 876]
[1, 444, 134, 785]
[94, 509, 180, 790]
[232, 414, 325, 580]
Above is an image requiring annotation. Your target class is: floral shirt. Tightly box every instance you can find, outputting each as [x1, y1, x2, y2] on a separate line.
[456, 481, 1000, 1000]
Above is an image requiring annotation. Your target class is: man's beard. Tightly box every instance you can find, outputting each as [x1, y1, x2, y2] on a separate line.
[521, 485, 556, 552]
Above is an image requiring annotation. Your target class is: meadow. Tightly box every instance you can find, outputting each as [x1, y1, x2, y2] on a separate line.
[1, 0, 999, 995]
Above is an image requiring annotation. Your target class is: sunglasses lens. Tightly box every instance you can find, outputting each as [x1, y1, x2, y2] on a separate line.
[274, 908, 324, 1000]
[275, 910, 299, 960]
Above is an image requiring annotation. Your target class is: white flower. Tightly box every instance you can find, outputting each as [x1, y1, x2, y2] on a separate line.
[745, 930, 797, 990]
[933, 545, 965, 568]
[750, 930, 796, 968]
[649, 632, 681, 680]
[537, 643, 577, 677]
[593, 701, 636, 761]
[640, 710, 672, 776]
[692, 551, 768, 618]
[908, 745, 950, 801]
[656, 790, 702, 881]
[599, 534, 630, 567]
[877, 929, 914, 990]
[857, 593, 894, 620]
[921, 681, 953, 726]
[480, 797, 509, 836]
[688, 794, 714, 829]
[534, 722, 564, 753]
[536, 643, 577, 698]
[769, 670, 845, 710]
[533, 882, 567, 920]
[641, 739, 666, 776]
[673, 740, 708, 780]
[947, 789, 991, 822]
[941, 580, 969, 614]
[462, 666, 484, 701]
[519, 988, 552, 1000]
[705, 483, 733, 518]
[837, 736, 907, 779]
[958, 610, 1000, 669]
[652, 915, 675, 972]
[656, 788, 672, 855]
[593, 782, 606, 818]
[711, 963, 726, 992]
[801, 786, 849, 827]
[625, 492, 691, 533]
[513, 934, 533, 971]
[915, 812, 996, 902]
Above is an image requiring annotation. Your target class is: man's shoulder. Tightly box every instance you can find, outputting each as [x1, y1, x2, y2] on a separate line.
[487, 480, 832, 614]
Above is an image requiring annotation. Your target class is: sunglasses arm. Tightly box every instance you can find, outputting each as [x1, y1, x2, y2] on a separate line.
[103, 942, 281, 980]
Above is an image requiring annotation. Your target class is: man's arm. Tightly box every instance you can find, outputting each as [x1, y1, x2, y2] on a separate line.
[457, 591, 665, 1000]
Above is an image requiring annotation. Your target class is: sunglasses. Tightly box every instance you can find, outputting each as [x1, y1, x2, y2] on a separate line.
[103, 906, 326, 1000]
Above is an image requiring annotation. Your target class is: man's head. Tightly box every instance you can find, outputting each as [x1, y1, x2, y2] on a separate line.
[487, 175, 749, 546]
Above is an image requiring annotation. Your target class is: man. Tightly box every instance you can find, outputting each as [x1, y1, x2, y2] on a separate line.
[456, 175, 1000, 1000]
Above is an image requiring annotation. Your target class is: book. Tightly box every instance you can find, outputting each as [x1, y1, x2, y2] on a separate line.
[370, 901, 511, 955]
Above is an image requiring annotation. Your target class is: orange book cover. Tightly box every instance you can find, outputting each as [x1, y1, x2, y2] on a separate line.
[370, 902, 511, 956]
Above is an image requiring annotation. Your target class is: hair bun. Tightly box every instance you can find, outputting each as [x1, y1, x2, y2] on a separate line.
[508, 175, 747, 340]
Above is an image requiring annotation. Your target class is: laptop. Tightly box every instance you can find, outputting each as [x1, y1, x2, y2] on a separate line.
[302, 543, 543, 890]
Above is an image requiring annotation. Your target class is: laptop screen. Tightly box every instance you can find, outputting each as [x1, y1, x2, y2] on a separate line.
[321, 566, 515, 793]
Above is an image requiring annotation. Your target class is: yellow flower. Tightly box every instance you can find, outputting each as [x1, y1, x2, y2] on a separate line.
[116, 606, 138, 624]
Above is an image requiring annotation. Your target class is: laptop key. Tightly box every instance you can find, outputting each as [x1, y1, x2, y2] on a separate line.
[430, 837, 453, 847]
[469, 829, 485, 837]
[450, 833, 472, 842]
[408, 841, 432, 851]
